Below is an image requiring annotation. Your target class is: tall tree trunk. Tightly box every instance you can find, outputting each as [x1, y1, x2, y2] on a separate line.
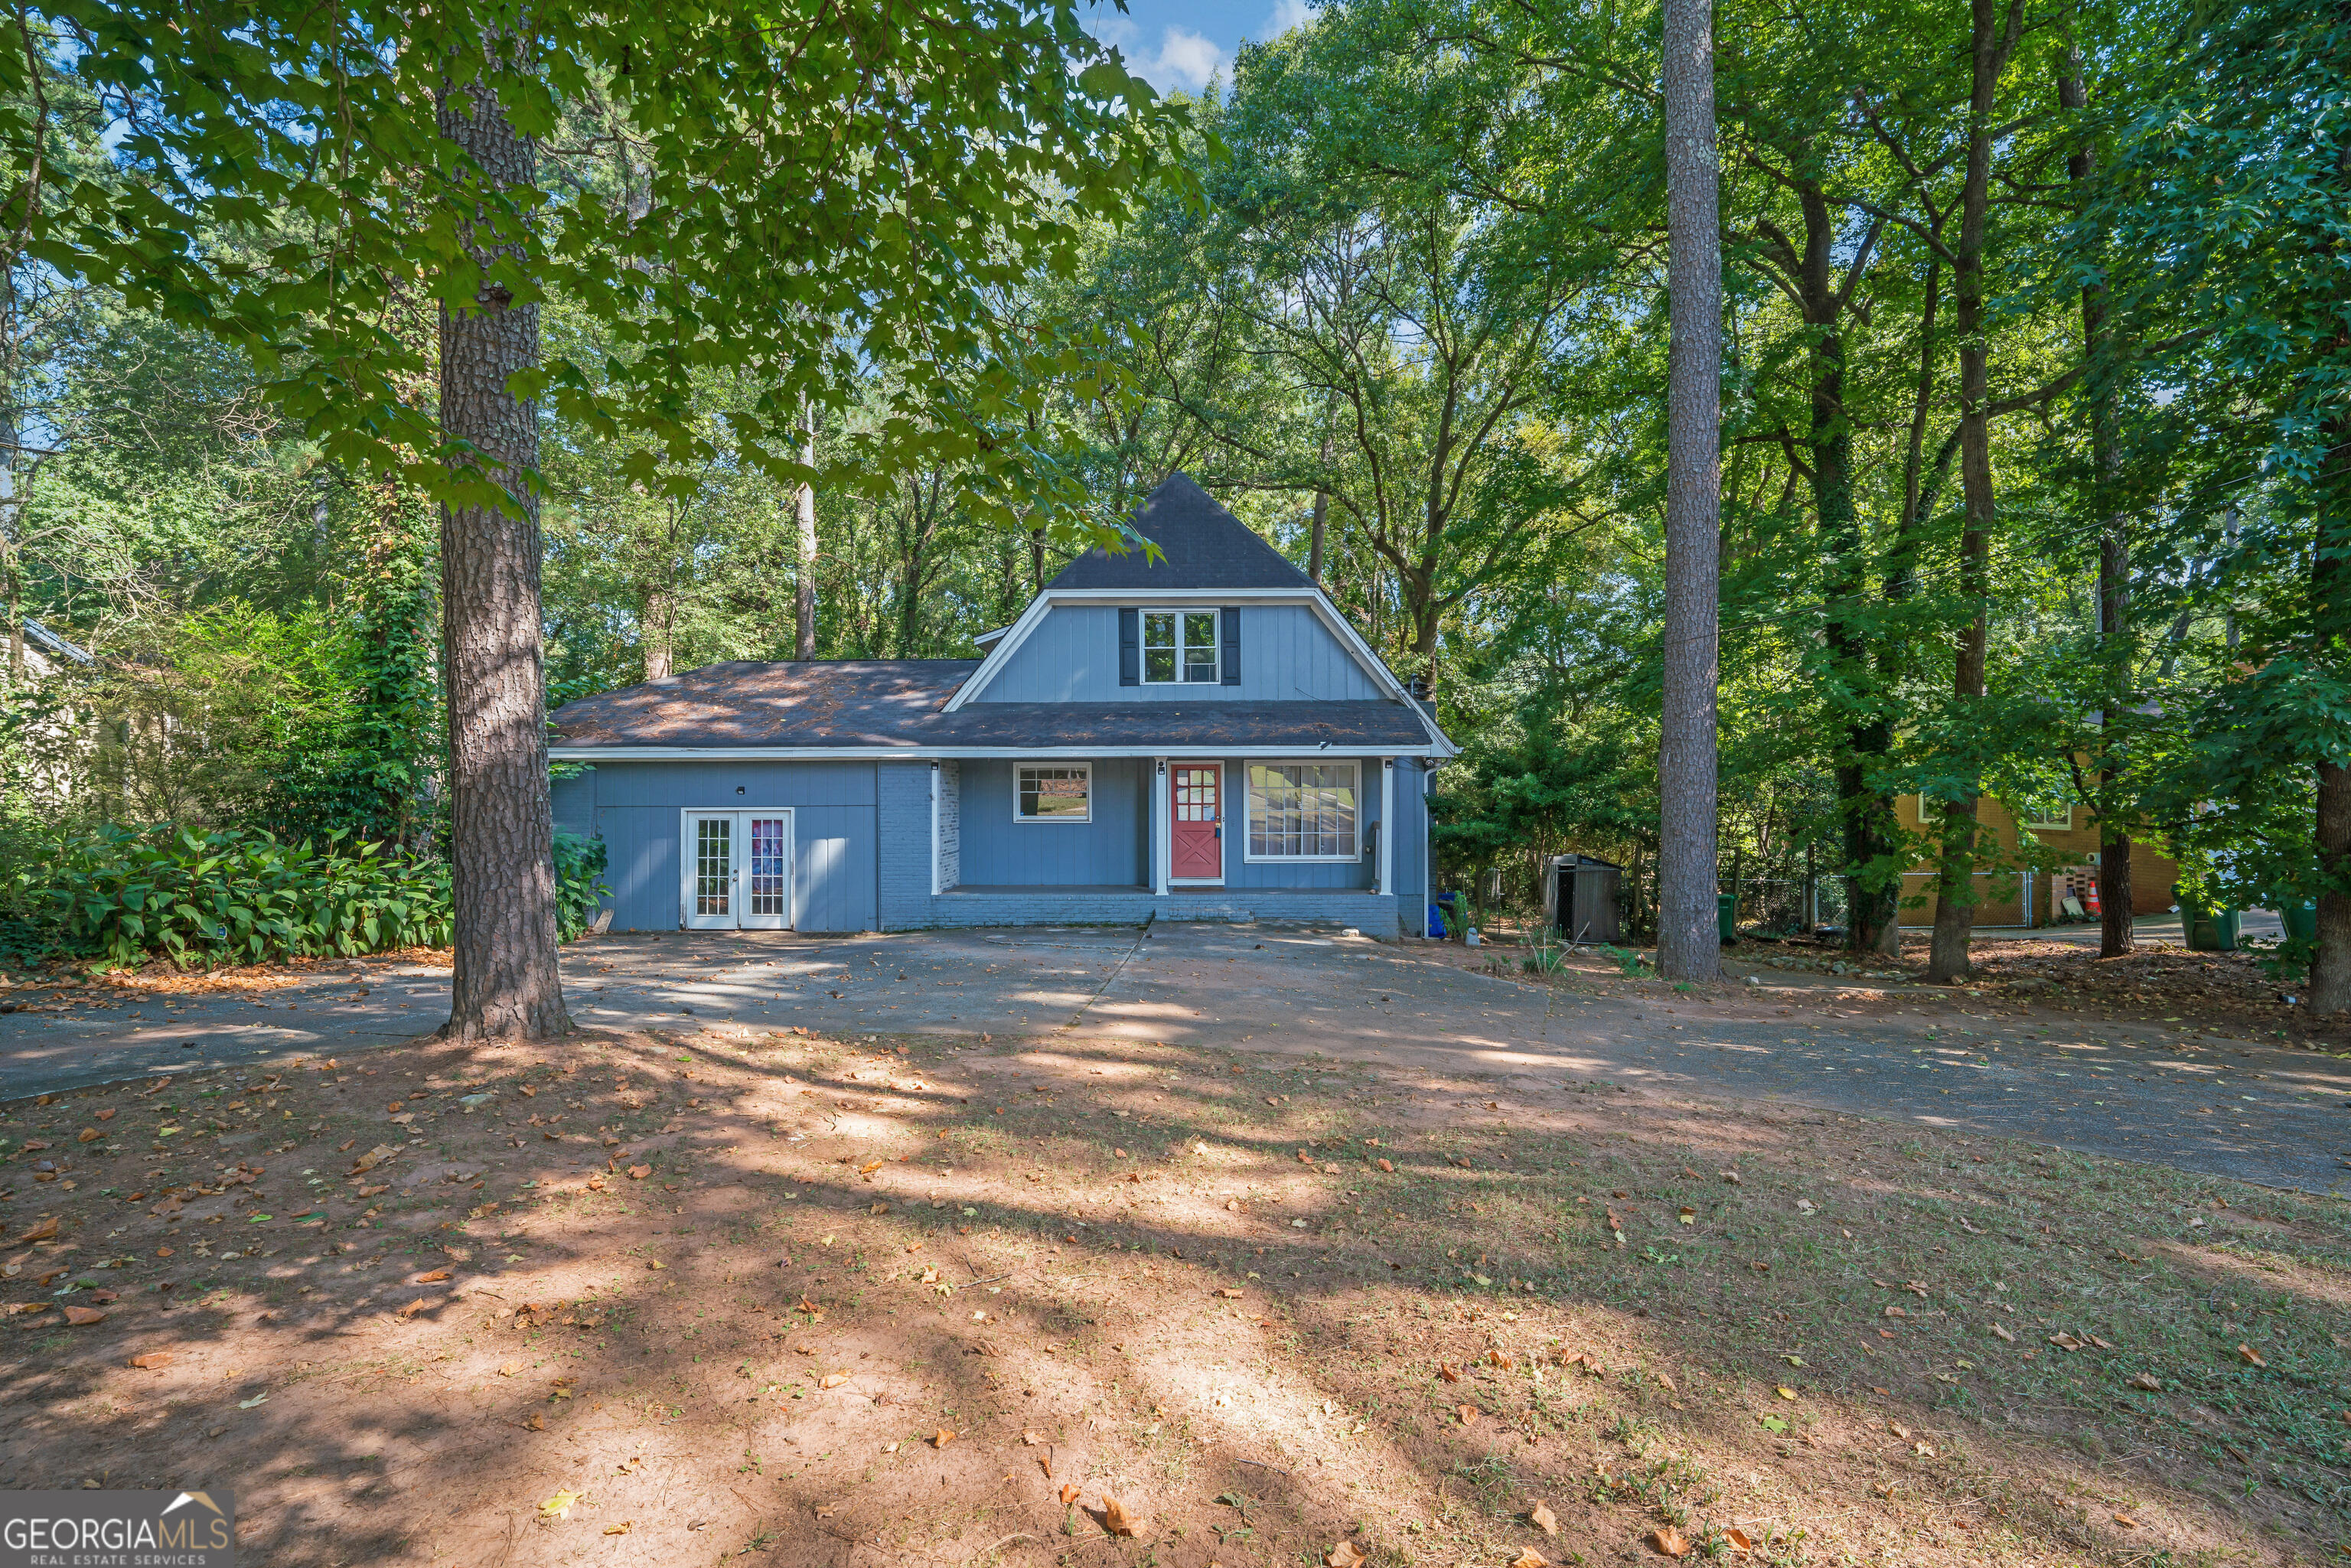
[794, 403, 817, 660]
[2060, 41, 2135, 959]
[435, 63, 569, 1042]
[1926, 0, 2021, 984]
[641, 587, 675, 680]
[2314, 406, 2351, 1015]
[1309, 425, 1332, 585]
[1657, 0, 1723, 980]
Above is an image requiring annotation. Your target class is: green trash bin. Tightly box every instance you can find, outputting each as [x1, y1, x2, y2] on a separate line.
[1717, 892, 1738, 944]
[2284, 901, 2318, 944]
[2187, 907, 2242, 952]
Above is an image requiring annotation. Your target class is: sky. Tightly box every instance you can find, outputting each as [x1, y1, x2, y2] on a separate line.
[1082, 0, 1316, 95]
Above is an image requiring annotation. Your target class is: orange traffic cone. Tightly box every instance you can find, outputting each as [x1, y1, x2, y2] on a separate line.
[2083, 880, 2101, 916]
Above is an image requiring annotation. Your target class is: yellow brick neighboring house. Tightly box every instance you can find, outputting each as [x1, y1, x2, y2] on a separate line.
[1895, 794, 2177, 930]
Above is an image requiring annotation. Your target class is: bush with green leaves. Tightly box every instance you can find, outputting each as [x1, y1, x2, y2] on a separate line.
[16, 826, 606, 970]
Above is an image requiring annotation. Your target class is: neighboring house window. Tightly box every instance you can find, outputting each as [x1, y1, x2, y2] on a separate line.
[1142, 610, 1220, 683]
[1247, 762, 1358, 859]
[2018, 802, 2073, 831]
[1017, 764, 1092, 822]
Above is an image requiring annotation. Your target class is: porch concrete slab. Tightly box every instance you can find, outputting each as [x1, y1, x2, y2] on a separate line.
[5, 921, 2347, 1196]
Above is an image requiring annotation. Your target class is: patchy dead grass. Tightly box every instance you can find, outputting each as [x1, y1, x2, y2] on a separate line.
[2, 1021, 2346, 1567]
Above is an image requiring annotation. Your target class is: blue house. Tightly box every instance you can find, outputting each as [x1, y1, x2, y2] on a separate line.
[547, 474, 1456, 937]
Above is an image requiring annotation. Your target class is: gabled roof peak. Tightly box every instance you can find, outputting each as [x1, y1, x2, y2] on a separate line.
[1047, 473, 1312, 592]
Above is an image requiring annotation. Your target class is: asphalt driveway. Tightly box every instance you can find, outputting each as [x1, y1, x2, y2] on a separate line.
[5, 923, 2348, 1194]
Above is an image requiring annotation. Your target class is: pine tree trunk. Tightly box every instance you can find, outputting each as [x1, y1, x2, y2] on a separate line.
[2312, 408, 2351, 1015]
[794, 403, 817, 660]
[1926, 0, 2020, 985]
[1657, 0, 1722, 980]
[435, 64, 570, 1043]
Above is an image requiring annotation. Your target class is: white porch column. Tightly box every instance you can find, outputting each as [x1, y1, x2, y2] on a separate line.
[1152, 758, 1169, 895]
[1378, 757, 1394, 896]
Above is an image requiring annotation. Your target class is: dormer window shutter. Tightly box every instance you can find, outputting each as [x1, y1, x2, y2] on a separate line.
[1118, 607, 1140, 686]
[1220, 607, 1241, 686]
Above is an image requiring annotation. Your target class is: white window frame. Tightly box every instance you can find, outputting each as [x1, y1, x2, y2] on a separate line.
[1014, 761, 1093, 823]
[1140, 608, 1221, 685]
[1242, 760, 1362, 862]
[2017, 802, 2074, 831]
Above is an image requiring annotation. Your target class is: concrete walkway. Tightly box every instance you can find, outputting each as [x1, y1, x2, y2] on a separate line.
[5, 924, 2347, 1194]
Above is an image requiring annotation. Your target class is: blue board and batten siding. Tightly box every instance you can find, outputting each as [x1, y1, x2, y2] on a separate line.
[957, 758, 1149, 887]
[970, 605, 1383, 703]
[552, 761, 879, 934]
[553, 755, 1430, 936]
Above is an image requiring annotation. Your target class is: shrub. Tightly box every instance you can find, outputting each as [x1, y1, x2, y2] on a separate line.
[16, 825, 606, 969]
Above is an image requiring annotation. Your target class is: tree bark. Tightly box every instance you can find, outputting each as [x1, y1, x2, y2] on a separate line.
[2313, 408, 2351, 1014]
[794, 402, 817, 660]
[1926, 0, 2022, 984]
[2059, 41, 2135, 960]
[435, 63, 570, 1042]
[641, 586, 674, 680]
[1657, 0, 1722, 980]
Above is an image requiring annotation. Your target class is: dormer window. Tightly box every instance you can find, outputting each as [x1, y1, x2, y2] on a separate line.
[1143, 610, 1220, 683]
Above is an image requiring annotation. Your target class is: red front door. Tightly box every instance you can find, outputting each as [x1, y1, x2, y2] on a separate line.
[1171, 764, 1223, 881]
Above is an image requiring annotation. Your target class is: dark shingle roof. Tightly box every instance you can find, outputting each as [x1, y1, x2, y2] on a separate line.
[551, 660, 978, 749]
[1047, 473, 1312, 591]
[549, 660, 1430, 751]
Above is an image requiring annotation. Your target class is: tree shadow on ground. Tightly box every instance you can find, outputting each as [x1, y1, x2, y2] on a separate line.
[3, 1019, 2345, 1566]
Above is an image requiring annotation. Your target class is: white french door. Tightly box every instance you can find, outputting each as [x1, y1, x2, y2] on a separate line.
[680, 810, 794, 930]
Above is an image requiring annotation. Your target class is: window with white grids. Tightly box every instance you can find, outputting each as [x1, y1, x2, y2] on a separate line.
[1016, 764, 1091, 822]
[1246, 762, 1358, 859]
[1141, 610, 1220, 683]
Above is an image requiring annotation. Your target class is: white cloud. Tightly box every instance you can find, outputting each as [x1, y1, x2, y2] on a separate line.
[1132, 25, 1228, 93]
[1262, 0, 1318, 36]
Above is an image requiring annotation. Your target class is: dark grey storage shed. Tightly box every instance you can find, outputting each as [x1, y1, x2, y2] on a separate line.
[1543, 854, 1622, 944]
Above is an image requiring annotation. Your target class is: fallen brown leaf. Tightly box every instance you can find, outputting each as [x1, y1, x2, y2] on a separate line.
[2129, 1372, 2163, 1391]
[627, 1165, 650, 1180]
[1060, 1484, 1081, 1507]
[1101, 1495, 1137, 1537]
[410, 1268, 451, 1284]
[2239, 1343, 2267, 1368]
[1648, 1524, 1691, 1557]
[821, 1374, 850, 1389]
[1724, 1527, 1755, 1552]
[18, 1217, 57, 1243]
[62, 1306, 106, 1326]
[1511, 1550, 1550, 1568]
[1324, 1542, 1368, 1568]
[932, 1428, 954, 1448]
[1528, 1500, 1560, 1536]
[129, 1351, 174, 1370]
[602, 1522, 631, 1537]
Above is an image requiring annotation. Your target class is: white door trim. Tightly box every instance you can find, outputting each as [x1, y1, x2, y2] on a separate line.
[679, 808, 796, 931]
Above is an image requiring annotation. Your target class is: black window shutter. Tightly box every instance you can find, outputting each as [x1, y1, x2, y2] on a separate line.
[1118, 607, 1140, 686]
[1220, 607, 1241, 686]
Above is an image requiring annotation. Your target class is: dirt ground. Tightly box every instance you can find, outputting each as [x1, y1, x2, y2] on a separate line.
[4, 1004, 2346, 1566]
